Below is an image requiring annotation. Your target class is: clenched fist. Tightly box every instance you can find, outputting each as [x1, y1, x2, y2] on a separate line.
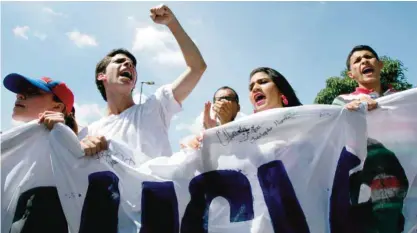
[38, 111, 65, 130]
[213, 99, 237, 125]
[80, 135, 108, 156]
[150, 4, 176, 26]
[345, 95, 378, 111]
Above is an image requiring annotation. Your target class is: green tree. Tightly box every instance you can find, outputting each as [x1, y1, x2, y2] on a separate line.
[315, 56, 413, 104]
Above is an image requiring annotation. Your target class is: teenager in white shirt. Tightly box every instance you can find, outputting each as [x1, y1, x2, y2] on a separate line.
[79, 4, 207, 161]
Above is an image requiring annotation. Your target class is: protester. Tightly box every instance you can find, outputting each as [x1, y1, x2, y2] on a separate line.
[332, 45, 408, 233]
[249, 67, 302, 112]
[78, 4, 207, 159]
[186, 67, 302, 149]
[203, 86, 241, 129]
[332, 45, 395, 109]
[3, 73, 78, 232]
[3, 73, 78, 133]
[181, 86, 241, 149]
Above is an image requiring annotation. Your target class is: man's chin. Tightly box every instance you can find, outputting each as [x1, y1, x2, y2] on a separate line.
[119, 81, 135, 89]
[111, 81, 134, 90]
[361, 75, 380, 84]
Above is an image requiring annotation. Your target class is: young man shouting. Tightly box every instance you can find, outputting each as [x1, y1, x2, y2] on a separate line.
[333, 45, 408, 233]
[79, 4, 207, 162]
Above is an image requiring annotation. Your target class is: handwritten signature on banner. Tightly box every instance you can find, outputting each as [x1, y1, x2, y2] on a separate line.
[215, 112, 298, 146]
[274, 112, 297, 126]
[95, 150, 136, 167]
[215, 110, 336, 146]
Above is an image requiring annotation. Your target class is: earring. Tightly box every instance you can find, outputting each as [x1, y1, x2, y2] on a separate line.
[281, 95, 288, 106]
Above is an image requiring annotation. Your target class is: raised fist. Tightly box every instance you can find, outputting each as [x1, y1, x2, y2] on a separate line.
[150, 4, 176, 25]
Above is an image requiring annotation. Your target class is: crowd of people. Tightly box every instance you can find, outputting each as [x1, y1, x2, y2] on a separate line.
[2, 4, 411, 233]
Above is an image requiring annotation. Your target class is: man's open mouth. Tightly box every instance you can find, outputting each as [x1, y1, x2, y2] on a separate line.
[120, 71, 132, 80]
[362, 67, 374, 74]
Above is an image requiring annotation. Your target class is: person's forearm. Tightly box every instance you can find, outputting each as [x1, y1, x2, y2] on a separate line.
[168, 18, 206, 71]
[168, 18, 207, 103]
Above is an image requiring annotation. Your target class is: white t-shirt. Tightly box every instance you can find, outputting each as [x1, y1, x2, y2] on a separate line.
[78, 85, 181, 164]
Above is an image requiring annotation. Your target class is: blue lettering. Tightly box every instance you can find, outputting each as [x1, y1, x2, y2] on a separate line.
[79, 171, 120, 233]
[140, 181, 179, 233]
[258, 160, 310, 233]
[181, 170, 254, 233]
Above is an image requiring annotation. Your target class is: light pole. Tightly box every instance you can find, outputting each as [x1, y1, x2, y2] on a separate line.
[139, 81, 155, 104]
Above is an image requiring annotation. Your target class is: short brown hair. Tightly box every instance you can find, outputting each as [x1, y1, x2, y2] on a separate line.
[95, 48, 137, 101]
[346, 45, 380, 70]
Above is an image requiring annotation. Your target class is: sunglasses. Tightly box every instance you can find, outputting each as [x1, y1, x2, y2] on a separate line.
[214, 96, 238, 102]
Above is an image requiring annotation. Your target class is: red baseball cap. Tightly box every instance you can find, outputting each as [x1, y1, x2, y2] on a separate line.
[4, 73, 74, 114]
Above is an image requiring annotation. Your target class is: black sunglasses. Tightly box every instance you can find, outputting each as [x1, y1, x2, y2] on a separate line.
[214, 96, 238, 102]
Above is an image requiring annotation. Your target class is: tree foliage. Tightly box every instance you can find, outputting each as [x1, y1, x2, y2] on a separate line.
[315, 56, 413, 104]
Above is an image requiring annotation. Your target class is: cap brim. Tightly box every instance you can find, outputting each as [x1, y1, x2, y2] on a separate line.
[3, 73, 51, 94]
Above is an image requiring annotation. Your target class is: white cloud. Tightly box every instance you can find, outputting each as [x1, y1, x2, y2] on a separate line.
[43, 7, 66, 17]
[13, 26, 30, 40]
[175, 113, 204, 137]
[172, 114, 179, 121]
[33, 31, 47, 41]
[66, 30, 98, 48]
[153, 50, 184, 66]
[133, 26, 173, 51]
[132, 26, 184, 66]
[176, 122, 198, 133]
[133, 92, 148, 105]
[13, 27, 48, 41]
[73, 103, 106, 128]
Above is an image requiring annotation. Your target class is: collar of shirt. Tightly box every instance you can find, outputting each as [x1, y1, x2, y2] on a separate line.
[352, 86, 396, 99]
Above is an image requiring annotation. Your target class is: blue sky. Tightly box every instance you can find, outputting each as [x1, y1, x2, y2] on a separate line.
[2, 1, 417, 152]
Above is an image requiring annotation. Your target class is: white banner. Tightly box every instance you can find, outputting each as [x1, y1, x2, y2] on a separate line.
[1, 122, 59, 233]
[367, 88, 417, 233]
[198, 104, 367, 233]
[1, 89, 416, 233]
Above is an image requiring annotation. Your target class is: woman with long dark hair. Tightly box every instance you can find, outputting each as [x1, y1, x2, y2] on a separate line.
[184, 67, 302, 149]
[249, 67, 302, 113]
